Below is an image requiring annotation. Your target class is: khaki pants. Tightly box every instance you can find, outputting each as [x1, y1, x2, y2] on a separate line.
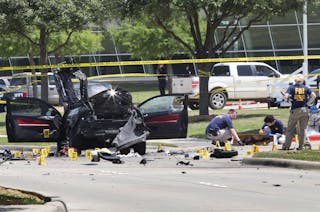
[283, 107, 309, 149]
[207, 128, 232, 143]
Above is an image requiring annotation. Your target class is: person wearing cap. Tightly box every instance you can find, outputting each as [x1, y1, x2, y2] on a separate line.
[205, 109, 244, 146]
[282, 74, 316, 150]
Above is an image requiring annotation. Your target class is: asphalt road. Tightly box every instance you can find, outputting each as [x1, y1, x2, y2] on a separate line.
[1, 139, 320, 212]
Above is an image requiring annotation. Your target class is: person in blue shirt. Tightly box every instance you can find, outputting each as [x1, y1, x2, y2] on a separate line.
[282, 74, 316, 150]
[259, 115, 285, 144]
[205, 109, 244, 145]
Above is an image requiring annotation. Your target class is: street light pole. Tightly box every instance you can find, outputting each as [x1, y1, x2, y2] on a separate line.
[303, 1, 308, 84]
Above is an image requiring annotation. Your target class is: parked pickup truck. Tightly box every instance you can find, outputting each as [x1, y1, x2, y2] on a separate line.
[9, 72, 60, 105]
[185, 62, 291, 109]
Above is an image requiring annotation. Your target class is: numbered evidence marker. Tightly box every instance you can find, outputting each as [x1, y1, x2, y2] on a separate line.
[43, 129, 50, 139]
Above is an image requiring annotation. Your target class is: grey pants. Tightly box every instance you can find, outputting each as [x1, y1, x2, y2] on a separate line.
[283, 107, 309, 149]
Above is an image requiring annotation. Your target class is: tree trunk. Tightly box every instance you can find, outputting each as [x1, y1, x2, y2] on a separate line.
[197, 61, 212, 116]
[39, 28, 49, 103]
[199, 75, 209, 115]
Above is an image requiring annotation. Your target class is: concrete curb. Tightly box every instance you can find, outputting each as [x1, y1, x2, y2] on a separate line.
[242, 157, 320, 170]
[0, 201, 66, 212]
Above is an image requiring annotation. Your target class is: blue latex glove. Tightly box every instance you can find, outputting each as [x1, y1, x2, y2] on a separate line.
[275, 98, 284, 104]
[274, 133, 281, 138]
[266, 132, 273, 138]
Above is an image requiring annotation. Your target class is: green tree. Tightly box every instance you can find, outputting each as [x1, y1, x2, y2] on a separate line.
[111, 18, 193, 59]
[0, 34, 30, 58]
[114, 0, 313, 115]
[0, 0, 109, 102]
[0, 30, 103, 97]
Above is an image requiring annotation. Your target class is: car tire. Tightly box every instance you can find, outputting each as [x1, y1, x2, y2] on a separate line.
[133, 142, 146, 155]
[188, 102, 200, 110]
[208, 91, 227, 109]
[210, 149, 238, 158]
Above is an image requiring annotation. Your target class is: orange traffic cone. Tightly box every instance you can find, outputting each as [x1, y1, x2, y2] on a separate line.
[238, 99, 243, 110]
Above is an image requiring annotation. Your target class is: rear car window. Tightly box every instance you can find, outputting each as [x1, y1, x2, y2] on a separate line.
[139, 96, 184, 114]
[255, 65, 278, 77]
[10, 77, 27, 86]
[211, 66, 230, 76]
[237, 65, 254, 76]
[10, 73, 54, 86]
[10, 98, 53, 116]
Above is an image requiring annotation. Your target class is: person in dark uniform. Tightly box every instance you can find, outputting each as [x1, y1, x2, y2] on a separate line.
[205, 109, 244, 146]
[156, 64, 167, 95]
[259, 115, 285, 144]
[282, 74, 316, 150]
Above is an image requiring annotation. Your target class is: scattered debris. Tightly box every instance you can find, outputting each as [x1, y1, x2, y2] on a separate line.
[139, 158, 154, 165]
[0, 149, 12, 165]
[176, 161, 193, 166]
[193, 155, 200, 160]
[168, 150, 185, 155]
[140, 158, 147, 165]
[98, 152, 122, 164]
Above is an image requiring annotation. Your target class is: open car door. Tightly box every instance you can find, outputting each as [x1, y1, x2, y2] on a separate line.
[6, 97, 62, 142]
[138, 95, 188, 139]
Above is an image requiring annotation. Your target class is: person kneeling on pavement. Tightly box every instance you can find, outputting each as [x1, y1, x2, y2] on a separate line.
[259, 115, 285, 144]
[205, 109, 244, 146]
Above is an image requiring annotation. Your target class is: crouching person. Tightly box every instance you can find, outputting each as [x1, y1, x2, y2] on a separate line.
[205, 109, 244, 146]
[259, 115, 285, 144]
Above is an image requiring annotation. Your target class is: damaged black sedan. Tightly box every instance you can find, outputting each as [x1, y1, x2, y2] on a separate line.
[5, 67, 188, 155]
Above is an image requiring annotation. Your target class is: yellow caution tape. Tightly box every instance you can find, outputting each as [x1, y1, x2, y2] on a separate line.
[1, 55, 320, 71]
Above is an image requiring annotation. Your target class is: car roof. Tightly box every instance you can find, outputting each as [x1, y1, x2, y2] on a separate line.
[310, 69, 320, 74]
[12, 72, 53, 76]
[215, 62, 271, 66]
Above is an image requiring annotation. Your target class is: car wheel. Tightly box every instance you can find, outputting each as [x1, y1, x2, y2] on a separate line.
[133, 142, 146, 155]
[188, 102, 199, 110]
[208, 91, 227, 109]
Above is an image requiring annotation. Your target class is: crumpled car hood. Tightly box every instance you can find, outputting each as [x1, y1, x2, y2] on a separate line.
[89, 88, 133, 119]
